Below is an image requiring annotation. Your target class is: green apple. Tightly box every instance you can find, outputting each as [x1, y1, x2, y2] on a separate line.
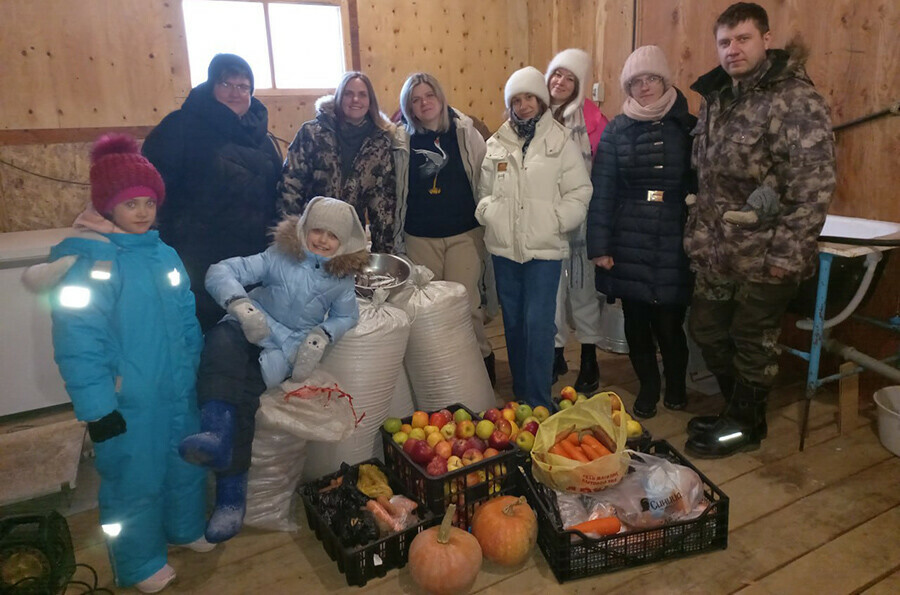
[533, 406, 550, 422]
[392, 431, 409, 445]
[475, 419, 495, 440]
[383, 417, 402, 434]
[440, 421, 457, 441]
[559, 399, 573, 410]
[453, 408, 472, 423]
[515, 404, 533, 424]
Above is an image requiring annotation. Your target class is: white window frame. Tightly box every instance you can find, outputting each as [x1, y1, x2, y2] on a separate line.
[181, 0, 356, 96]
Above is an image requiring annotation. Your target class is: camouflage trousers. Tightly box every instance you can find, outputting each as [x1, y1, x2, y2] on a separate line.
[688, 271, 799, 388]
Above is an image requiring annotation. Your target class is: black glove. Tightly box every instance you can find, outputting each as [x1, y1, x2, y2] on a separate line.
[87, 410, 127, 443]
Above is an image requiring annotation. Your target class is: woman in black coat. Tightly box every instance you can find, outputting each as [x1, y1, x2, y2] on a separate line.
[142, 54, 282, 331]
[586, 46, 697, 418]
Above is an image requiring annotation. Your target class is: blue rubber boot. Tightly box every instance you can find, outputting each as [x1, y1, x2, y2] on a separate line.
[179, 400, 235, 472]
[205, 472, 247, 543]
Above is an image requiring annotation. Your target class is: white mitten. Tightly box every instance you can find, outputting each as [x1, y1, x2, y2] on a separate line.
[226, 297, 270, 344]
[292, 327, 330, 382]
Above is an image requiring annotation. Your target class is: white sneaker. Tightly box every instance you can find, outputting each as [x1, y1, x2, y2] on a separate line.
[181, 536, 217, 553]
[134, 564, 176, 593]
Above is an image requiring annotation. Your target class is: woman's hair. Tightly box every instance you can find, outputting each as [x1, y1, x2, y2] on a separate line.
[548, 68, 580, 124]
[216, 65, 252, 84]
[508, 96, 548, 122]
[334, 71, 389, 130]
[399, 73, 450, 134]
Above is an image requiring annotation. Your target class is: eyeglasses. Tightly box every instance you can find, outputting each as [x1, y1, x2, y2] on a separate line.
[629, 75, 663, 90]
[217, 81, 251, 95]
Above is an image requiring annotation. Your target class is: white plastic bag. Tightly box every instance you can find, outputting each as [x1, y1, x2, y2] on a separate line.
[584, 452, 706, 529]
[389, 265, 495, 413]
[245, 370, 359, 531]
[302, 290, 411, 481]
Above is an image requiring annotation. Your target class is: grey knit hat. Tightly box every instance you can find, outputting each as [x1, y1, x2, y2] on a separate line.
[298, 196, 367, 256]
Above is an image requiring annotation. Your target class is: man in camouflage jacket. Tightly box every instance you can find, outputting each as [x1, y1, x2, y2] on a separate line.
[683, 2, 836, 458]
[278, 95, 396, 253]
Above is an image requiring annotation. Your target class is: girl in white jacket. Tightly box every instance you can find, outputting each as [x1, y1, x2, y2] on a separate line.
[476, 67, 592, 409]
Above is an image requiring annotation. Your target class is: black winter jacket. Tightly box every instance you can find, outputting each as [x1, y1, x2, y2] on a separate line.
[142, 83, 282, 331]
[586, 89, 697, 305]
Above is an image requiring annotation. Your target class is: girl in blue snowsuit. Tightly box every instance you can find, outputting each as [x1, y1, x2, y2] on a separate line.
[179, 196, 369, 543]
[24, 135, 210, 593]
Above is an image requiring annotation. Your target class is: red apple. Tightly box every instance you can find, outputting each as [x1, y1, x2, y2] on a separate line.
[483, 447, 500, 458]
[483, 408, 502, 424]
[429, 412, 448, 429]
[495, 418, 513, 437]
[523, 421, 540, 436]
[461, 448, 485, 465]
[403, 437, 421, 456]
[463, 436, 487, 453]
[451, 438, 470, 458]
[410, 440, 436, 465]
[434, 440, 452, 460]
[439, 408, 453, 421]
[488, 429, 511, 450]
[503, 401, 518, 410]
[426, 456, 448, 476]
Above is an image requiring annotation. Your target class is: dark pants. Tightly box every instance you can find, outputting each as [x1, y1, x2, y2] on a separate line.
[688, 271, 798, 388]
[492, 256, 561, 409]
[196, 320, 266, 475]
[621, 300, 688, 402]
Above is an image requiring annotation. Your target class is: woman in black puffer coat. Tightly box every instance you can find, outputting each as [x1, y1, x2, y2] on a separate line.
[586, 46, 697, 418]
[143, 54, 282, 332]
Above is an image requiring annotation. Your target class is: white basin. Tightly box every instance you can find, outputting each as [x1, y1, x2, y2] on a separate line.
[819, 215, 900, 257]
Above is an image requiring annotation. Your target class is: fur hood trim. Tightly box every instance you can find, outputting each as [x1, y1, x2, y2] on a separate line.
[692, 36, 813, 95]
[271, 215, 369, 277]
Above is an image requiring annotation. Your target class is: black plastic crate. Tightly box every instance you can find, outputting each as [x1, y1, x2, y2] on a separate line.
[380, 403, 523, 529]
[521, 440, 729, 583]
[299, 458, 437, 587]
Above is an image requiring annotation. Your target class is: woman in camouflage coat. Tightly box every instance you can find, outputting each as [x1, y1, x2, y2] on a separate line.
[278, 72, 396, 253]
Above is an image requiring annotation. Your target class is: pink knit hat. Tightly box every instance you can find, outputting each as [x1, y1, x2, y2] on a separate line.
[619, 45, 672, 95]
[90, 134, 165, 214]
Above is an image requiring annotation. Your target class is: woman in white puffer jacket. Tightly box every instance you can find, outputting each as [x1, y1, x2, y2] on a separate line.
[476, 66, 592, 410]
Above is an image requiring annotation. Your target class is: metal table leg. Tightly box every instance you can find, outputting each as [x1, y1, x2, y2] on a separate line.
[800, 252, 833, 451]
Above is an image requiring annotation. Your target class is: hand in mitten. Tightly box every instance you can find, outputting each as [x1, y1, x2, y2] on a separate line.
[87, 410, 127, 443]
[292, 327, 330, 382]
[684, 193, 697, 207]
[226, 297, 269, 344]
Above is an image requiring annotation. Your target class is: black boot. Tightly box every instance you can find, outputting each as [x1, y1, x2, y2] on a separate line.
[685, 381, 768, 458]
[574, 344, 600, 394]
[630, 351, 661, 419]
[484, 352, 496, 387]
[687, 374, 734, 436]
[552, 347, 568, 384]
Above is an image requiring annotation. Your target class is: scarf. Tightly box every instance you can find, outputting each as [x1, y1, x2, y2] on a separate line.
[510, 110, 540, 157]
[622, 86, 678, 122]
[337, 116, 375, 178]
[555, 104, 592, 173]
[74, 207, 125, 234]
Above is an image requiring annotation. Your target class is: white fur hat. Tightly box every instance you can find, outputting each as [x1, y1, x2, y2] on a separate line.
[546, 48, 592, 118]
[298, 196, 367, 256]
[620, 45, 672, 95]
[504, 66, 550, 110]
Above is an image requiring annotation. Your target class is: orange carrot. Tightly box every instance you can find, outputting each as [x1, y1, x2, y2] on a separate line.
[565, 432, 581, 445]
[579, 441, 605, 460]
[581, 434, 612, 457]
[569, 516, 621, 536]
[549, 443, 568, 458]
[558, 439, 590, 463]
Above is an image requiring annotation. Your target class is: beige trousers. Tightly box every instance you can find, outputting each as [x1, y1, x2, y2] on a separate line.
[405, 228, 491, 358]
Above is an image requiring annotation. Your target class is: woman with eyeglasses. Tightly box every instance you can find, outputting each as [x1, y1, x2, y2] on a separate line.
[143, 54, 282, 332]
[278, 72, 396, 254]
[586, 46, 697, 419]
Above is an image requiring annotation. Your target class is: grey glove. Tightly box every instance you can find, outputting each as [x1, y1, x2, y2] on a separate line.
[723, 186, 780, 226]
[226, 297, 270, 344]
[292, 327, 330, 382]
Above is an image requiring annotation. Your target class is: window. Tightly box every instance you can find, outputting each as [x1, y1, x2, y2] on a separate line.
[182, 0, 348, 91]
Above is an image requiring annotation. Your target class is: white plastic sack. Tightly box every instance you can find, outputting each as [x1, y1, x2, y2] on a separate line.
[302, 290, 411, 481]
[389, 265, 495, 413]
[245, 370, 358, 531]
[389, 367, 416, 418]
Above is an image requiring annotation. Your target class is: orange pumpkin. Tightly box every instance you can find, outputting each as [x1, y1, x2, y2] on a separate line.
[471, 495, 537, 566]
[408, 504, 483, 595]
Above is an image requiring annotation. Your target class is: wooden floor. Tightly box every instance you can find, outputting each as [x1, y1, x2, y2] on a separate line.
[45, 316, 900, 593]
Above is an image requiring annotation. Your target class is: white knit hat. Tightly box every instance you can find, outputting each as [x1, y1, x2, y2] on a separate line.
[298, 196, 367, 256]
[546, 48, 592, 118]
[619, 45, 672, 95]
[504, 66, 550, 110]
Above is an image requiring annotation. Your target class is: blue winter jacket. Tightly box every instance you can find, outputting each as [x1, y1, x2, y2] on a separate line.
[205, 231, 362, 388]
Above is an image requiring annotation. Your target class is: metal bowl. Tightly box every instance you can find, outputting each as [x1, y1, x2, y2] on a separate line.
[355, 253, 411, 297]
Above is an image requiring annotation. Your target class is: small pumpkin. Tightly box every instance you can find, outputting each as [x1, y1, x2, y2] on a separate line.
[408, 504, 483, 595]
[471, 495, 537, 566]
